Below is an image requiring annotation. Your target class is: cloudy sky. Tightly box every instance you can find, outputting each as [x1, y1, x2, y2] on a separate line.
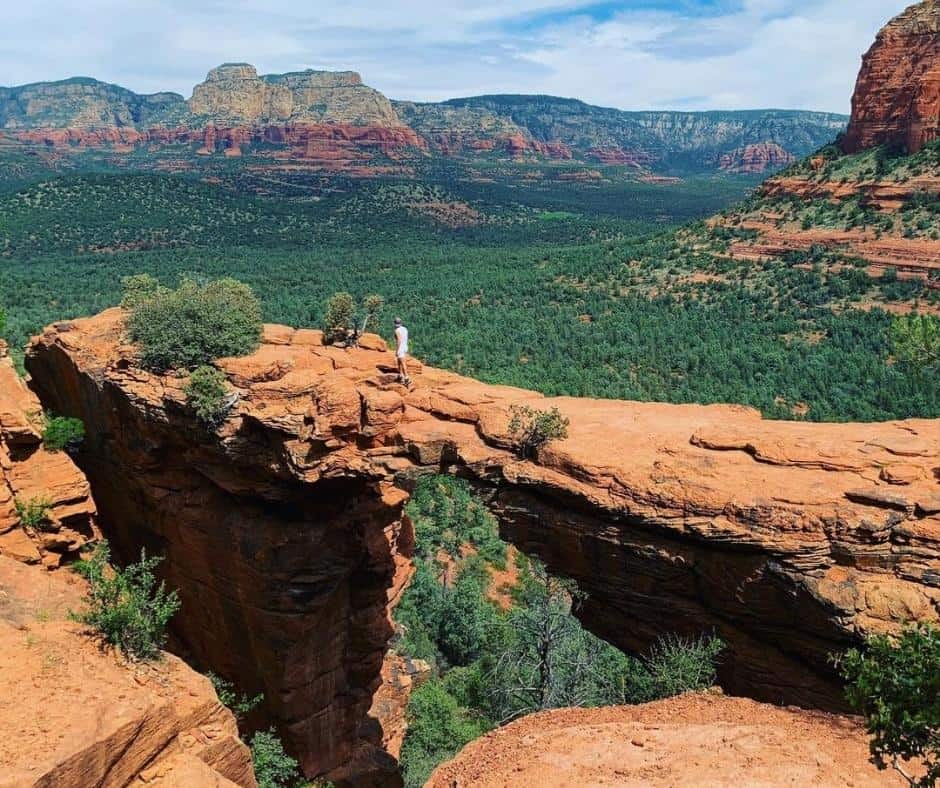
[2, 0, 911, 113]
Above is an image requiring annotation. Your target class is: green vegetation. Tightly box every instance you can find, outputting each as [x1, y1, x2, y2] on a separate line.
[507, 404, 570, 459]
[14, 496, 53, 531]
[837, 623, 940, 787]
[396, 476, 725, 787]
[41, 414, 85, 451]
[892, 315, 940, 372]
[184, 365, 232, 426]
[0, 148, 935, 420]
[322, 291, 385, 344]
[125, 275, 262, 370]
[250, 729, 305, 788]
[207, 672, 264, 723]
[72, 541, 181, 660]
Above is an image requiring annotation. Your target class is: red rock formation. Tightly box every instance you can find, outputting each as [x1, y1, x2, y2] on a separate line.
[0, 341, 98, 568]
[586, 146, 655, 167]
[842, 0, 940, 154]
[719, 142, 796, 174]
[0, 555, 256, 787]
[427, 693, 906, 787]
[0, 340, 255, 787]
[25, 308, 940, 781]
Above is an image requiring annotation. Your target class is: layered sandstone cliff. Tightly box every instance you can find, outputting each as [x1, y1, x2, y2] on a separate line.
[24, 309, 940, 783]
[719, 142, 795, 174]
[0, 341, 97, 567]
[0, 555, 256, 788]
[187, 64, 403, 127]
[842, 0, 940, 154]
[0, 341, 255, 787]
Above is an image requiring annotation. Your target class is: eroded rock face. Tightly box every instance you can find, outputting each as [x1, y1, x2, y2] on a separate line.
[26, 310, 940, 773]
[719, 142, 796, 174]
[0, 555, 255, 787]
[842, 0, 940, 154]
[188, 64, 402, 127]
[0, 341, 254, 787]
[0, 341, 98, 568]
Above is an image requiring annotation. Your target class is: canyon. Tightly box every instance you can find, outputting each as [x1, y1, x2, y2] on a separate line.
[19, 308, 939, 781]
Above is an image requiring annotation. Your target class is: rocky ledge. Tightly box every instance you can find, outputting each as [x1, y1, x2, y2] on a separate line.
[25, 309, 940, 775]
[0, 341, 97, 567]
[0, 555, 255, 787]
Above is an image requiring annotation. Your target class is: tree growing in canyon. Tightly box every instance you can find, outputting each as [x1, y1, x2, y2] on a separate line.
[41, 414, 85, 452]
[838, 623, 940, 787]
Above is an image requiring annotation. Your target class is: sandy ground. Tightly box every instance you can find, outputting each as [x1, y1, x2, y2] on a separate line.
[427, 692, 904, 788]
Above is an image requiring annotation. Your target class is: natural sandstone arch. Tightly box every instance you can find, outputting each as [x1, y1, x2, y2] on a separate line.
[26, 310, 940, 780]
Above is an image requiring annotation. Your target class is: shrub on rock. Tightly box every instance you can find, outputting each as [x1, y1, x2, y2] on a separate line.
[184, 365, 232, 426]
[508, 404, 570, 459]
[125, 275, 262, 370]
[72, 541, 180, 660]
[41, 414, 85, 452]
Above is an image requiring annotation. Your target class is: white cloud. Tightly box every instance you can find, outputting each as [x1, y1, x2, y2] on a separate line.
[0, 0, 912, 112]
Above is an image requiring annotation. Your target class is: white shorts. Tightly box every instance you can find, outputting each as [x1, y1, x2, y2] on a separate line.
[397, 349, 408, 359]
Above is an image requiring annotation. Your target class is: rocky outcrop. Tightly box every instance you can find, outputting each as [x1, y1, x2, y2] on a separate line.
[24, 309, 940, 781]
[0, 77, 182, 130]
[187, 64, 403, 127]
[0, 341, 97, 568]
[427, 693, 905, 787]
[719, 142, 796, 174]
[0, 554, 255, 787]
[842, 0, 940, 154]
[0, 340, 255, 787]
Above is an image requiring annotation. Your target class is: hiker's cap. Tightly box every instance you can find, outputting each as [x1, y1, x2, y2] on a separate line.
[394, 317, 403, 326]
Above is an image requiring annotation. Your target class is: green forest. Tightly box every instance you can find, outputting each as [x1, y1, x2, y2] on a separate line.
[0, 153, 936, 421]
[395, 476, 725, 787]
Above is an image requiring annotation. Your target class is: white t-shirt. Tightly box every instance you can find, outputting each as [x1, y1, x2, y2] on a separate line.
[395, 325, 409, 357]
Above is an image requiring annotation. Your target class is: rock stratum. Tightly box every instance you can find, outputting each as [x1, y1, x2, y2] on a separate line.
[842, 0, 940, 154]
[0, 66, 845, 174]
[427, 693, 905, 787]
[25, 309, 940, 778]
[0, 343, 256, 787]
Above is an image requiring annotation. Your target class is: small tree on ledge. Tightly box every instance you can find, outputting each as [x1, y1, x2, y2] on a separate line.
[507, 404, 570, 459]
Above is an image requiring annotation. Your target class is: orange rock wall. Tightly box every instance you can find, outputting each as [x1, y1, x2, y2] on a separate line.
[842, 0, 940, 154]
[25, 310, 940, 754]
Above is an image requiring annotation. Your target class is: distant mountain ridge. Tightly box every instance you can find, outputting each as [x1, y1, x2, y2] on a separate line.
[0, 65, 848, 174]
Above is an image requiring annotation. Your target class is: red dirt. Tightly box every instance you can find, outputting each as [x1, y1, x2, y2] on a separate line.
[427, 693, 905, 788]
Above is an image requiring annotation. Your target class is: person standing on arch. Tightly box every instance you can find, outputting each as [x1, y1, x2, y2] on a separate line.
[394, 317, 411, 385]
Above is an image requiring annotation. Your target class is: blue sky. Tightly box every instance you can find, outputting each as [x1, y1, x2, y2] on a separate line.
[1, 1, 912, 112]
